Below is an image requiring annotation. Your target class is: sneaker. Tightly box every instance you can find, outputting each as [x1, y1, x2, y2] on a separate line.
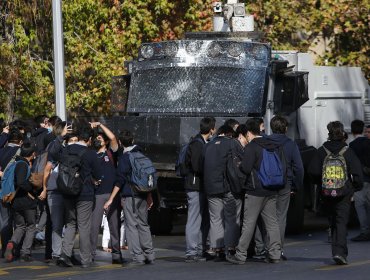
[145, 259, 154, 265]
[112, 258, 123, 265]
[281, 252, 288, 261]
[185, 255, 206, 263]
[202, 251, 215, 261]
[47, 256, 60, 266]
[57, 254, 73, 267]
[333, 255, 347, 265]
[4, 242, 15, 263]
[226, 254, 245, 265]
[252, 250, 266, 260]
[20, 254, 34, 262]
[128, 260, 145, 266]
[350, 233, 370, 242]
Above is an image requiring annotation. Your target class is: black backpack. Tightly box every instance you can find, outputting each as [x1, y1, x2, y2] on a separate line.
[57, 147, 87, 196]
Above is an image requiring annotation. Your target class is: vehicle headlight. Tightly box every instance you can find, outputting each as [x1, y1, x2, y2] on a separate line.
[207, 42, 222, 58]
[227, 43, 243, 57]
[164, 42, 178, 57]
[140, 45, 154, 59]
[186, 41, 201, 55]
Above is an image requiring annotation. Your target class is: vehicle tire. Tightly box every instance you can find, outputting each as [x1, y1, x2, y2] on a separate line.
[148, 207, 173, 235]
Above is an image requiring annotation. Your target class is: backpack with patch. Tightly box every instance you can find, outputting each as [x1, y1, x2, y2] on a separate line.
[257, 145, 286, 190]
[175, 137, 203, 177]
[321, 146, 348, 197]
[57, 147, 87, 196]
[225, 144, 246, 194]
[128, 151, 157, 193]
[0, 160, 30, 203]
[29, 150, 48, 190]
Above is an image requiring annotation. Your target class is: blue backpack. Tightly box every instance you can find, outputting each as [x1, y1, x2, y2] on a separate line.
[175, 137, 203, 177]
[128, 151, 157, 193]
[0, 160, 30, 203]
[257, 146, 286, 190]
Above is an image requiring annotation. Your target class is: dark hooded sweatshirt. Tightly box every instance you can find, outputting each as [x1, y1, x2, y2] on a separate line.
[265, 134, 304, 193]
[240, 136, 280, 197]
[308, 140, 363, 196]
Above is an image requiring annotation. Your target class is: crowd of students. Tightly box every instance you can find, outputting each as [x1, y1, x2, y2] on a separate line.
[0, 116, 153, 268]
[0, 114, 368, 268]
[183, 117, 367, 266]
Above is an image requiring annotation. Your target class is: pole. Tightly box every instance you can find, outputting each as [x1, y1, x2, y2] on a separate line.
[52, 0, 66, 121]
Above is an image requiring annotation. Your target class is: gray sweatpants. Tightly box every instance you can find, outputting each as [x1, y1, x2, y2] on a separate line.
[276, 190, 291, 249]
[208, 192, 242, 249]
[62, 198, 93, 265]
[185, 191, 209, 256]
[10, 208, 37, 256]
[235, 194, 281, 261]
[122, 196, 154, 262]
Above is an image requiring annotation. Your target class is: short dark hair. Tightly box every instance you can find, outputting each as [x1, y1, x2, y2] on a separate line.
[245, 118, 261, 136]
[48, 115, 62, 127]
[327, 121, 345, 141]
[270, 115, 288, 134]
[200, 117, 216, 134]
[236, 124, 248, 137]
[119, 130, 134, 148]
[224, 119, 239, 129]
[351, 119, 364, 134]
[252, 117, 264, 126]
[53, 121, 66, 137]
[216, 125, 235, 137]
[77, 127, 93, 142]
[34, 115, 48, 128]
[20, 142, 35, 157]
[8, 128, 23, 144]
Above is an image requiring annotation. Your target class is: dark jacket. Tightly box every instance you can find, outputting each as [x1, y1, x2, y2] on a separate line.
[308, 140, 363, 196]
[184, 134, 207, 192]
[349, 136, 370, 183]
[240, 137, 280, 197]
[0, 132, 8, 148]
[265, 134, 304, 193]
[12, 156, 38, 211]
[32, 127, 48, 155]
[115, 145, 146, 198]
[203, 135, 234, 195]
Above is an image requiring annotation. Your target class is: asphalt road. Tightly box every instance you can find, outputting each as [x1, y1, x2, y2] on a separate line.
[1, 212, 369, 280]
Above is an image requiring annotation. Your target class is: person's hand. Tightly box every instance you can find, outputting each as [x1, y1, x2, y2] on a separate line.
[38, 189, 47, 201]
[89, 122, 101, 129]
[104, 199, 112, 210]
[3, 126, 9, 134]
[0, 170, 3, 178]
[146, 193, 153, 210]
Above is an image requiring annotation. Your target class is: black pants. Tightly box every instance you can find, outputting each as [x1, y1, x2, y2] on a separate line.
[323, 192, 352, 258]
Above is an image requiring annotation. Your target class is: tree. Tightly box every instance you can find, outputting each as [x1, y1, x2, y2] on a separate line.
[0, 0, 368, 120]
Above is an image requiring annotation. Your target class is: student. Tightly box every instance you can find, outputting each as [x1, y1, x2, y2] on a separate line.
[104, 130, 155, 266]
[184, 117, 216, 262]
[226, 118, 282, 265]
[57, 127, 103, 268]
[265, 115, 304, 260]
[224, 119, 240, 131]
[43, 121, 68, 265]
[0, 128, 23, 258]
[4, 143, 37, 262]
[308, 121, 363, 265]
[202, 125, 237, 261]
[89, 122, 123, 264]
[348, 120, 370, 241]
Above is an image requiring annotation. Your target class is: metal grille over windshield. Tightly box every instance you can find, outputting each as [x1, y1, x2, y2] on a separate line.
[126, 40, 270, 116]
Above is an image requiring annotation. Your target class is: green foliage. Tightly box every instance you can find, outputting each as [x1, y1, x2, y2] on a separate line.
[0, 0, 368, 120]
